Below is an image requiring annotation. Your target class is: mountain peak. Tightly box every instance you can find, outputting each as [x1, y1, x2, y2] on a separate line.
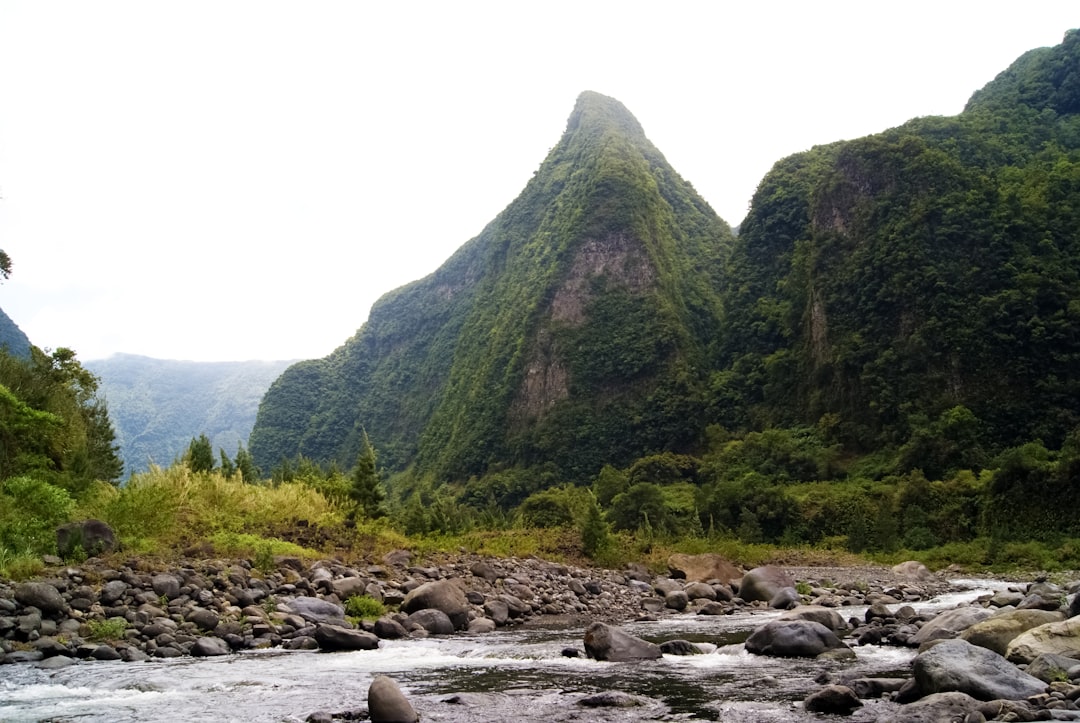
[565, 91, 646, 140]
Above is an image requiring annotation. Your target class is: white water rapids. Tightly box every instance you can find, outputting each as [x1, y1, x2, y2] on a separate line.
[0, 579, 1009, 722]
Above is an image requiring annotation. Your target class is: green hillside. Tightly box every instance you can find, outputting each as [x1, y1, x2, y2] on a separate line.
[251, 91, 734, 481]
[88, 354, 294, 473]
[0, 306, 31, 360]
[716, 28, 1080, 466]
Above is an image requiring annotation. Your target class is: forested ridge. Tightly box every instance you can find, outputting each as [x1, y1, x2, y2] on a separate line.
[245, 31, 1080, 558]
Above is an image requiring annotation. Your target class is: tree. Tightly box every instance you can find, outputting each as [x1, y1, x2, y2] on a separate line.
[219, 448, 236, 478]
[0, 250, 10, 280]
[185, 434, 215, 473]
[234, 443, 258, 483]
[349, 429, 386, 519]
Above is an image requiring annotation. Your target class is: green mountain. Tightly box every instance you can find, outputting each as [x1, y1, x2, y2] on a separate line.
[251, 91, 735, 480]
[0, 306, 31, 360]
[716, 29, 1080, 469]
[87, 354, 295, 474]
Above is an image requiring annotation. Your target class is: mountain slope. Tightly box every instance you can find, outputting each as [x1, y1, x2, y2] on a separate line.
[251, 91, 734, 480]
[0, 306, 31, 359]
[88, 354, 295, 474]
[716, 29, 1080, 462]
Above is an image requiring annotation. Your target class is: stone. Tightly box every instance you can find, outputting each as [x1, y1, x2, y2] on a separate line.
[287, 596, 347, 625]
[769, 586, 800, 609]
[659, 639, 702, 655]
[778, 605, 848, 632]
[664, 590, 688, 611]
[331, 576, 369, 599]
[879, 692, 981, 723]
[910, 606, 994, 646]
[467, 617, 496, 633]
[583, 622, 662, 661]
[483, 599, 509, 626]
[803, 684, 862, 714]
[14, 582, 67, 615]
[891, 561, 935, 581]
[961, 608, 1064, 655]
[191, 636, 231, 656]
[667, 553, 742, 583]
[37, 654, 76, 669]
[186, 608, 221, 632]
[578, 691, 643, 707]
[683, 582, 716, 601]
[56, 519, 116, 558]
[313, 624, 379, 651]
[1026, 652, 1080, 683]
[368, 675, 418, 723]
[401, 579, 469, 630]
[99, 579, 129, 605]
[151, 574, 181, 600]
[373, 616, 409, 639]
[1006, 616, 1080, 663]
[913, 639, 1046, 700]
[739, 566, 794, 603]
[744, 620, 850, 659]
[405, 609, 454, 635]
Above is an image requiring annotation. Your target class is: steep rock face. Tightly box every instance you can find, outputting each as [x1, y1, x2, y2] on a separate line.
[716, 30, 1080, 464]
[0, 306, 31, 360]
[251, 91, 733, 479]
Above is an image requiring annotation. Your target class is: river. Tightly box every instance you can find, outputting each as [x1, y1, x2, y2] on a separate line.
[0, 579, 1006, 722]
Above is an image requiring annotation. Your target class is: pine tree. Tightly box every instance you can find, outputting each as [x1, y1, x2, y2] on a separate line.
[234, 443, 258, 483]
[185, 434, 215, 473]
[349, 429, 386, 519]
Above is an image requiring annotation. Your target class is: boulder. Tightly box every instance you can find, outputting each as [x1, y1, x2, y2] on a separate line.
[879, 692, 981, 723]
[738, 566, 794, 603]
[467, 617, 496, 633]
[909, 606, 994, 645]
[664, 590, 688, 611]
[373, 616, 409, 640]
[683, 582, 716, 601]
[151, 574, 181, 600]
[667, 553, 741, 584]
[778, 605, 848, 632]
[1026, 652, 1080, 683]
[891, 561, 935, 581]
[99, 579, 129, 605]
[769, 586, 800, 609]
[405, 609, 454, 636]
[744, 620, 850, 658]
[960, 608, 1064, 655]
[803, 684, 862, 714]
[659, 639, 702, 655]
[1006, 616, 1080, 663]
[287, 597, 347, 626]
[583, 622, 662, 662]
[367, 675, 419, 723]
[186, 608, 221, 632]
[913, 639, 1046, 700]
[314, 624, 379, 651]
[56, 519, 116, 558]
[191, 637, 231, 657]
[14, 582, 67, 615]
[331, 576, 369, 599]
[577, 691, 644, 708]
[401, 579, 469, 630]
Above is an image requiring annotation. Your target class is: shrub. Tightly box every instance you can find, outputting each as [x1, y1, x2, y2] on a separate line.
[86, 617, 127, 641]
[0, 475, 75, 555]
[345, 594, 386, 620]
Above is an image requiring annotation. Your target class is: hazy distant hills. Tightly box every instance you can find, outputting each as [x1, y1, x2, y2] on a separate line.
[0, 306, 31, 359]
[87, 354, 295, 475]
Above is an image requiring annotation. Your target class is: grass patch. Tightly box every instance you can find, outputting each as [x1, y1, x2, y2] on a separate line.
[208, 532, 320, 567]
[0, 548, 44, 580]
[345, 594, 387, 620]
[86, 617, 127, 642]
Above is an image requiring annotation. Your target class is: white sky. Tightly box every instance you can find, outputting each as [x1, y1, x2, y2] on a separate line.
[1, 2, 1076, 362]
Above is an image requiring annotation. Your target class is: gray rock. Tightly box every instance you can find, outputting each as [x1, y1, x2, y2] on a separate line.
[667, 553, 742, 583]
[483, 599, 509, 626]
[91, 644, 122, 661]
[313, 624, 379, 651]
[37, 654, 76, 669]
[769, 586, 800, 609]
[14, 582, 67, 615]
[961, 608, 1064, 656]
[1006, 616, 1080, 663]
[659, 639, 702, 655]
[664, 590, 688, 611]
[373, 616, 409, 639]
[401, 579, 469, 630]
[910, 606, 994, 645]
[467, 617, 496, 633]
[56, 519, 116, 558]
[683, 582, 716, 601]
[779, 605, 848, 632]
[287, 596, 347, 625]
[879, 692, 981, 723]
[99, 579, 129, 605]
[803, 684, 862, 714]
[186, 608, 221, 632]
[913, 638, 1046, 700]
[331, 576, 369, 599]
[578, 691, 643, 707]
[1026, 652, 1080, 683]
[891, 561, 935, 581]
[739, 566, 794, 603]
[843, 677, 908, 699]
[368, 675, 418, 722]
[151, 574, 181, 600]
[745, 620, 850, 658]
[405, 609, 454, 635]
[191, 637, 231, 656]
[583, 622, 662, 661]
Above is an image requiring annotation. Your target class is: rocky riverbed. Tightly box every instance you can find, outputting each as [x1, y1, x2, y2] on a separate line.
[2, 549, 1079, 722]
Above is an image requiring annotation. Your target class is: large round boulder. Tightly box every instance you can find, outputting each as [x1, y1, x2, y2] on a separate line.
[583, 622, 661, 662]
[287, 597, 347, 626]
[56, 519, 116, 558]
[778, 605, 848, 632]
[960, 608, 1065, 655]
[738, 566, 794, 603]
[401, 579, 469, 630]
[368, 675, 419, 723]
[405, 609, 454, 636]
[1005, 616, 1080, 663]
[667, 553, 742, 584]
[14, 582, 67, 615]
[744, 620, 850, 658]
[803, 684, 862, 714]
[314, 624, 379, 651]
[913, 639, 1045, 700]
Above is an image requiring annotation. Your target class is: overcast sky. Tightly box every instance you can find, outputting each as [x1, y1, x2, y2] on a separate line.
[1, 2, 1076, 362]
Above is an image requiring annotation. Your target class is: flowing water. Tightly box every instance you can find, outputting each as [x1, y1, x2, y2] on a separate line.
[0, 580, 1007, 722]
